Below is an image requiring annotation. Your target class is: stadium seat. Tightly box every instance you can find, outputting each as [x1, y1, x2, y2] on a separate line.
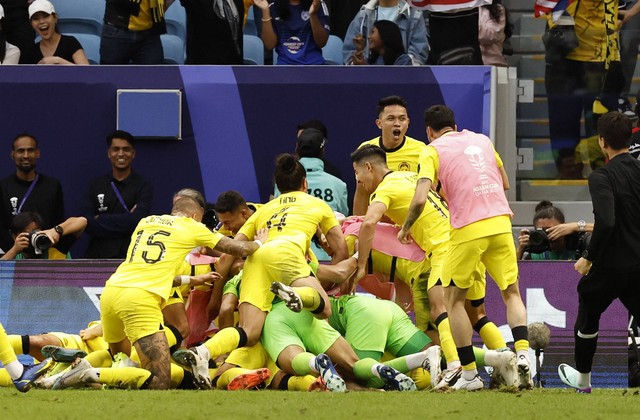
[244, 5, 258, 36]
[165, 4, 187, 41]
[72, 33, 101, 64]
[52, 0, 103, 36]
[322, 35, 343, 65]
[243, 34, 264, 65]
[161, 34, 186, 64]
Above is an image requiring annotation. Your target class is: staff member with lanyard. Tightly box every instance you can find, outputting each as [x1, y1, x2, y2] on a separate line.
[80, 130, 154, 259]
[0, 133, 64, 255]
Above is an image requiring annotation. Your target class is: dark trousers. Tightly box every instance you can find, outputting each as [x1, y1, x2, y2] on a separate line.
[574, 265, 640, 373]
[100, 23, 164, 65]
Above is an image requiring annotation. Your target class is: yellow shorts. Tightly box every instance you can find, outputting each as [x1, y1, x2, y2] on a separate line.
[426, 244, 447, 290]
[100, 286, 164, 344]
[165, 286, 188, 307]
[442, 232, 518, 291]
[240, 239, 312, 312]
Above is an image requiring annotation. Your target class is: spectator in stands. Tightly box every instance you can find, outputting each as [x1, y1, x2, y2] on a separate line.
[617, 1, 640, 119]
[349, 19, 411, 65]
[0, 212, 87, 260]
[539, 0, 625, 178]
[0, 0, 34, 54]
[274, 128, 348, 261]
[630, 94, 640, 159]
[342, 0, 427, 65]
[19, 0, 89, 65]
[516, 200, 593, 260]
[100, 0, 166, 64]
[0, 133, 64, 256]
[0, 4, 20, 64]
[421, 1, 483, 65]
[253, 0, 329, 65]
[326, 0, 366, 40]
[80, 130, 154, 259]
[180, 0, 244, 64]
[478, 0, 511, 67]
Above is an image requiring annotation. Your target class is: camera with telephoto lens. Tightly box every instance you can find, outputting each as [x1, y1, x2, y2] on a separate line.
[526, 228, 550, 254]
[27, 230, 53, 255]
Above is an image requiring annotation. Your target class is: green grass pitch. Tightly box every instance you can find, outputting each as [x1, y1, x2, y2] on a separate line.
[1, 388, 640, 419]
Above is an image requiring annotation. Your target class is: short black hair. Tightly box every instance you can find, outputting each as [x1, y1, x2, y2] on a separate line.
[424, 105, 456, 132]
[213, 190, 247, 214]
[12, 133, 38, 150]
[106, 130, 135, 148]
[9, 212, 44, 235]
[351, 144, 387, 165]
[597, 111, 632, 150]
[377, 95, 408, 116]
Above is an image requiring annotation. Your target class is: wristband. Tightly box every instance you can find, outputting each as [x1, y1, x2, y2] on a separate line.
[261, 17, 272, 22]
[254, 239, 263, 246]
[577, 220, 586, 232]
[180, 275, 190, 286]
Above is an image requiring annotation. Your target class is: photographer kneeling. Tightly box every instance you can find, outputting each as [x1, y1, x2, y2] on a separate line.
[1, 212, 87, 260]
[517, 200, 593, 260]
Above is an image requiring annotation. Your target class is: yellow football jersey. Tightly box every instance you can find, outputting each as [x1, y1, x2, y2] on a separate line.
[358, 136, 427, 173]
[371, 171, 449, 252]
[106, 215, 223, 302]
[238, 191, 339, 256]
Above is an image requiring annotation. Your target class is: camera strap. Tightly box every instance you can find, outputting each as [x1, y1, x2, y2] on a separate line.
[16, 173, 40, 214]
[110, 181, 130, 212]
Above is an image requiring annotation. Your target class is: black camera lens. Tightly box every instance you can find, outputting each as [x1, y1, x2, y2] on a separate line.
[527, 229, 551, 254]
[31, 232, 52, 251]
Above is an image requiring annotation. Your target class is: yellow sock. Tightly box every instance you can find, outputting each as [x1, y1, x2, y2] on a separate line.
[216, 367, 250, 389]
[407, 367, 431, 390]
[85, 350, 114, 368]
[130, 348, 141, 365]
[514, 339, 530, 354]
[98, 367, 152, 389]
[170, 363, 184, 388]
[203, 328, 241, 359]
[0, 368, 12, 387]
[436, 317, 459, 367]
[0, 324, 17, 366]
[478, 322, 507, 349]
[287, 375, 316, 391]
[295, 287, 322, 312]
[462, 361, 477, 371]
[8, 335, 24, 355]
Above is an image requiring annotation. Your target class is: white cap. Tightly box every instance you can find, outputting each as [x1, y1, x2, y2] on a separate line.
[28, 0, 56, 19]
[0, 4, 5, 20]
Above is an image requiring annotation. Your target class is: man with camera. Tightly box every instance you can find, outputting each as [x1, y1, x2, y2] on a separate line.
[0, 212, 87, 260]
[516, 200, 593, 260]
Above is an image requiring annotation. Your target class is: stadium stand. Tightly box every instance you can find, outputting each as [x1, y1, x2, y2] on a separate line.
[243, 34, 264, 65]
[165, 4, 187, 42]
[161, 34, 186, 64]
[72, 33, 101, 65]
[52, 0, 103, 36]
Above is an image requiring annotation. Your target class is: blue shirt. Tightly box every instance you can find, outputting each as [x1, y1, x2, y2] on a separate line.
[271, 2, 330, 65]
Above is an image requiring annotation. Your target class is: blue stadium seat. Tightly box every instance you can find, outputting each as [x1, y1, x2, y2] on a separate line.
[52, 0, 103, 36]
[243, 34, 264, 65]
[244, 5, 258, 36]
[165, 4, 187, 41]
[72, 33, 101, 64]
[322, 35, 343, 65]
[161, 34, 185, 64]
